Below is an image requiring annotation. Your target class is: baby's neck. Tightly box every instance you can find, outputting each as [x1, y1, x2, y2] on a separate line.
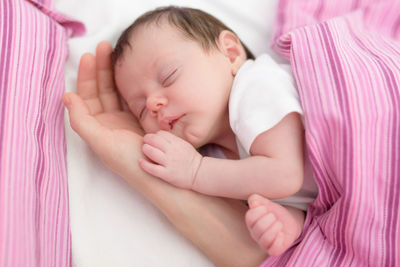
[212, 128, 239, 160]
[219, 146, 239, 160]
[208, 109, 239, 159]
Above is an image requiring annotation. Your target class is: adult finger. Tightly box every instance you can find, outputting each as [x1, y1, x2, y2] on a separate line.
[120, 96, 130, 111]
[96, 41, 121, 112]
[63, 92, 106, 148]
[76, 53, 103, 115]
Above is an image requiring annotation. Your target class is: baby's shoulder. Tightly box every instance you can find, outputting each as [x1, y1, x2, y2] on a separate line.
[236, 54, 292, 83]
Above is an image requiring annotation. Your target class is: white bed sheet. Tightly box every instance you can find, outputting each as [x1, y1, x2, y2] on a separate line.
[56, 0, 279, 266]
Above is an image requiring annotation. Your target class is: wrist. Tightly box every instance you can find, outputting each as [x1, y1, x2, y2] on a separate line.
[191, 155, 204, 191]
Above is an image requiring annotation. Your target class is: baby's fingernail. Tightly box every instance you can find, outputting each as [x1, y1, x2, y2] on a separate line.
[249, 200, 260, 208]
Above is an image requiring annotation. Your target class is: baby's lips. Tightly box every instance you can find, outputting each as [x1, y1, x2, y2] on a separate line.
[159, 118, 171, 130]
[159, 114, 184, 130]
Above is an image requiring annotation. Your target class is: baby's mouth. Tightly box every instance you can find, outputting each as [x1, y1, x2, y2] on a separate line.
[169, 114, 185, 130]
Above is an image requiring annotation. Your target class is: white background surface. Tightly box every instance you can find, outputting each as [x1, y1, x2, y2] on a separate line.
[55, 1, 279, 266]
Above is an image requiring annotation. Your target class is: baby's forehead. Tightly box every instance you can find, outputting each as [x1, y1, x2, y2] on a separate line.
[114, 18, 217, 73]
[129, 21, 188, 44]
[115, 23, 177, 62]
[114, 26, 183, 73]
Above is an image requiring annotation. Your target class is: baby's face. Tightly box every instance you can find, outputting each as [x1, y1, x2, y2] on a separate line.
[114, 23, 236, 148]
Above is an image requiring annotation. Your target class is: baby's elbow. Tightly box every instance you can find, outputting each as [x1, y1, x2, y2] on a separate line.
[285, 167, 304, 196]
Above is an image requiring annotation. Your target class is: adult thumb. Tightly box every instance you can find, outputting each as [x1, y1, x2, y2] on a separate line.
[62, 92, 104, 145]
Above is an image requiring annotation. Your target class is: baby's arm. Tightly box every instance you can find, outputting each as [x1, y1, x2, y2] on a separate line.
[194, 112, 304, 199]
[140, 112, 304, 200]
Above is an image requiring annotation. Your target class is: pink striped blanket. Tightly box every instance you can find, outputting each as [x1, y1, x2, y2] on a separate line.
[2, 0, 400, 266]
[0, 0, 83, 266]
[262, 0, 400, 266]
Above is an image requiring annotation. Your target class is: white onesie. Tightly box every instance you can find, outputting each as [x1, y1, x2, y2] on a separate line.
[203, 54, 318, 211]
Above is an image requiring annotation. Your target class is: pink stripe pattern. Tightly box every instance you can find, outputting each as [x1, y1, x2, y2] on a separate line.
[0, 0, 83, 266]
[262, 0, 400, 266]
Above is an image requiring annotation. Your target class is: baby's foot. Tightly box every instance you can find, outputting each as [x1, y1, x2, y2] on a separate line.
[245, 194, 304, 257]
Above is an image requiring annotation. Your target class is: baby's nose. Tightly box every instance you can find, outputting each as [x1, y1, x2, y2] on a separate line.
[147, 95, 167, 114]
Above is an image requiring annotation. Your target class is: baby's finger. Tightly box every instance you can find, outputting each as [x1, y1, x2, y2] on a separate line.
[248, 194, 265, 208]
[142, 143, 166, 165]
[155, 130, 177, 143]
[258, 221, 282, 250]
[250, 213, 277, 240]
[265, 232, 284, 257]
[138, 158, 166, 179]
[143, 133, 168, 151]
[245, 206, 268, 228]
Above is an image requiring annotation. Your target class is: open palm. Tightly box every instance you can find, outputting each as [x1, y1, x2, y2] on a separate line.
[63, 41, 144, 177]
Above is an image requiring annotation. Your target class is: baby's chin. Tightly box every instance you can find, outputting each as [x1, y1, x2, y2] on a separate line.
[167, 122, 201, 147]
[182, 129, 206, 149]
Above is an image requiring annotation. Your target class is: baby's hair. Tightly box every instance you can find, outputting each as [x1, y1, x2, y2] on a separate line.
[110, 6, 255, 69]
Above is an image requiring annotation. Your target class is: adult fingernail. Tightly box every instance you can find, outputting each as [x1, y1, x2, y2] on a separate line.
[62, 95, 71, 108]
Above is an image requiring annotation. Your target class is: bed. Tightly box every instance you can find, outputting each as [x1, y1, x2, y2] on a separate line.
[1, 0, 400, 266]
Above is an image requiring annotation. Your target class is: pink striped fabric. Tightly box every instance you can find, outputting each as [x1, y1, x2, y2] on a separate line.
[262, 0, 400, 266]
[0, 0, 84, 266]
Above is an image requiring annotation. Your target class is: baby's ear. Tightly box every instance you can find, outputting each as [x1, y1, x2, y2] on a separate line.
[217, 30, 247, 76]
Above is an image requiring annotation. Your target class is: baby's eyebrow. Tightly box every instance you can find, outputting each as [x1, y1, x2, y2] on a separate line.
[153, 54, 179, 71]
[150, 55, 166, 72]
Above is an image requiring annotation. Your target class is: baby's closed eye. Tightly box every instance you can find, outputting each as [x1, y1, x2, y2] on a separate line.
[162, 68, 180, 87]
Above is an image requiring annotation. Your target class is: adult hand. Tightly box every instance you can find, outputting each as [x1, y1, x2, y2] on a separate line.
[63, 41, 144, 179]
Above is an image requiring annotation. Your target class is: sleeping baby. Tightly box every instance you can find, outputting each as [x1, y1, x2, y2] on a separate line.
[111, 6, 318, 257]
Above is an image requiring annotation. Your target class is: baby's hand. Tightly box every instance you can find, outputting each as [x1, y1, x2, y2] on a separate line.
[139, 130, 203, 189]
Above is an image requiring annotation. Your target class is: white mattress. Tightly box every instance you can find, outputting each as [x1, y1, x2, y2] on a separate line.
[56, 0, 279, 266]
